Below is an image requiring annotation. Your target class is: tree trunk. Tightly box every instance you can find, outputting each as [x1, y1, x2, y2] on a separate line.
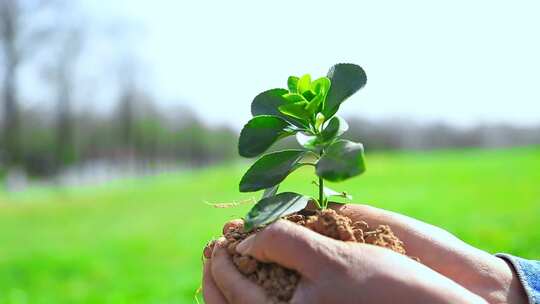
[3, 60, 21, 167]
[55, 78, 75, 172]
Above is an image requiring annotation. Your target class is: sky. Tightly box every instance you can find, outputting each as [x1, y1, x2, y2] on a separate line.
[81, 0, 540, 129]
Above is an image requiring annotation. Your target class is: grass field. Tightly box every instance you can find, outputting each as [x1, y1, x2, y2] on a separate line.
[0, 147, 539, 303]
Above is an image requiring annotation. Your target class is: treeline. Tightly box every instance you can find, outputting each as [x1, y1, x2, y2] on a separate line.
[345, 118, 540, 151]
[0, 0, 240, 178]
[0, 102, 237, 177]
[2, 101, 539, 178]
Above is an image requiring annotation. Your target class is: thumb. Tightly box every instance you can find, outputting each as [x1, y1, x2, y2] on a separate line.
[236, 220, 340, 279]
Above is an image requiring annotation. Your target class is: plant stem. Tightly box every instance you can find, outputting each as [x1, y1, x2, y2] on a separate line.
[318, 149, 325, 209]
[318, 175, 324, 209]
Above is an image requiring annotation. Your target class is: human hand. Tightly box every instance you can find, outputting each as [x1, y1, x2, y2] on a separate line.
[203, 217, 488, 304]
[327, 204, 528, 304]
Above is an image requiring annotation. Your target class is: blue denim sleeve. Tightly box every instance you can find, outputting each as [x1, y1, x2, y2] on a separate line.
[496, 253, 540, 304]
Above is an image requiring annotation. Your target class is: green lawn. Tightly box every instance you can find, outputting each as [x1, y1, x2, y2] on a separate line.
[0, 147, 539, 303]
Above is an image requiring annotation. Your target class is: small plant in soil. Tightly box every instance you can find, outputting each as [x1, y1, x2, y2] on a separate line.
[239, 63, 368, 227]
[205, 64, 409, 303]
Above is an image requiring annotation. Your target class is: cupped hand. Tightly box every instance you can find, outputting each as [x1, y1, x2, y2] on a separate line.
[203, 218, 488, 304]
[328, 204, 527, 304]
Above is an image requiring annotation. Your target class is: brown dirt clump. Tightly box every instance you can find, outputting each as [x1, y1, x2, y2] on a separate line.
[205, 208, 410, 303]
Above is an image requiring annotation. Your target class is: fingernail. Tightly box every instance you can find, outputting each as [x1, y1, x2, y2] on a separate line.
[203, 239, 218, 259]
[236, 234, 255, 255]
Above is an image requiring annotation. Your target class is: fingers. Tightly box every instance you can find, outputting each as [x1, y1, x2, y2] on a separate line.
[329, 204, 487, 285]
[203, 259, 228, 304]
[289, 279, 319, 304]
[236, 220, 342, 280]
[211, 238, 269, 304]
[329, 203, 415, 229]
[329, 205, 498, 304]
[330, 203, 463, 250]
[223, 219, 244, 235]
[204, 219, 244, 259]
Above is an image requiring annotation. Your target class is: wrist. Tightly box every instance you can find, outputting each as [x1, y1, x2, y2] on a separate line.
[486, 255, 528, 304]
[494, 254, 532, 304]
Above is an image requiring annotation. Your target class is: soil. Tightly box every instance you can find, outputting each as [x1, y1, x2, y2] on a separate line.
[204, 208, 410, 303]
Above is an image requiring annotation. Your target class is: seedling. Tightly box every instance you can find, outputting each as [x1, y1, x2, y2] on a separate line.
[238, 63, 367, 231]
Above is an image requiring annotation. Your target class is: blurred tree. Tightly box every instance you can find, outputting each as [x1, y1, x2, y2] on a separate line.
[117, 83, 136, 156]
[115, 56, 143, 159]
[0, 0, 22, 167]
[20, 108, 55, 176]
[0, 0, 55, 168]
[51, 28, 84, 172]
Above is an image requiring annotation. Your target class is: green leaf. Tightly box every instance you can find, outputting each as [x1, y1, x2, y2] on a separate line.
[262, 184, 279, 199]
[316, 139, 366, 182]
[251, 88, 289, 116]
[323, 63, 367, 118]
[240, 150, 306, 192]
[297, 74, 311, 94]
[239, 116, 296, 158]
[251, 88, 307, 128]
[320, 116, 349, 142]
[278, 101, 312, 121]
[305, 78, 331, 114]
[244, 192, 310, 231]
[287, 76, 299, 93]
[282, 93, 307, 103]
[311, 77, 331, 95]
[305, 93, 324, 114]
[301, 90, 316, 101]
[251, 88, 288, 116]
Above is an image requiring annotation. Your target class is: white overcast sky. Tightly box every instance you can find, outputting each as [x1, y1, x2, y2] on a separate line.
[80, 0, 540, 129]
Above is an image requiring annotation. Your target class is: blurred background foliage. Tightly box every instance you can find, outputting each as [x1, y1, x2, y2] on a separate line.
[0, 0, 539, 303]
[0, 0, 242, 183]
[0, 0, 539, 184]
